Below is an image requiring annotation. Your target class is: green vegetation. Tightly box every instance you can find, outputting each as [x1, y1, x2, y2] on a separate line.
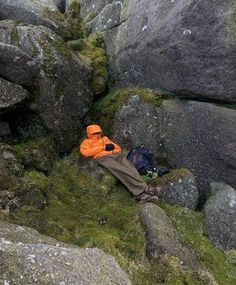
[68, 32, 108, 95]
[11, 136, 58, 173]
[60, 0, 87, 41]
[161, 203, 236, 285]
[3, 148, 235, 284]
[150, 168, 192, 186]
[87, 87, 162, 135]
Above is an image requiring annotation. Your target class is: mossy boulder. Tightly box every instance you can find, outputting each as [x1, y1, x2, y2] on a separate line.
[141, 203, 218, 285]
[11, 137, 58, 173]
[204, 184, 236, 250]
[151, 168, 199, 210]
[162, 203, 236, 285]
[88, 88, 163, 151]
[0, 20, 93, 151]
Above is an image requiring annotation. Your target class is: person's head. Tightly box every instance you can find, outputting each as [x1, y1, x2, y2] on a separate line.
[86, 124, 103, 140]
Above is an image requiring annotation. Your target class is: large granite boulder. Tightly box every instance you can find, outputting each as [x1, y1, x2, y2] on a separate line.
[112, 94, 162, 161]
[204, 184, 236, 250]
[0, 78, 28, 110]
[157, 99, 236, 201]
[80, 0, 236, 102]
[109, 93, 236, 201]
[153, 169, 199, 210]
[141, 203, 200, 267]
[141, 204, 217, 284]
[0, 221, 132, 285]
[0, 20, 93, 151]
[0, 42, 40, 87]
[0, 0, 64, 32]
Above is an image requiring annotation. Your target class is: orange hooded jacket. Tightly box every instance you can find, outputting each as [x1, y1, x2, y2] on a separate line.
[80, 125, 122, 159]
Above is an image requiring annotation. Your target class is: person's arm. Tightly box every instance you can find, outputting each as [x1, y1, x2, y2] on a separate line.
[103, 137, 122, 153]
[80, 139, 104, 157]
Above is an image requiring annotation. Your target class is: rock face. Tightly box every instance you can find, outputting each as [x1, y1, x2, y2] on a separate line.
[0, 0, 64, 32]
[0, 122, 10, 137]
[158, 99, 236, 200]
[111, 94, 236, 200]
[0, 20, 93, 151]
[112, 95, 162, 161]
[204, 184, 236, 250]
[0, 221, 132, 285]
[80, 0, 236, 102]
[0, 78, 28, 110]
[0, 42, 40, 87]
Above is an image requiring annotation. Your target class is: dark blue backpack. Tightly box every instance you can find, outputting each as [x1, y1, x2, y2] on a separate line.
[127, 146, 157, 175]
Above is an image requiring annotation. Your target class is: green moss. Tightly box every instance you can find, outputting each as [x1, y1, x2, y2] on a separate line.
[5, 153, 155, 283]
[76, 33, 108, 95]
[11, 27, 19, 46]
[11, 136, 58, 173]
[5, 145, 236, 284]
[149, 168, 192, 186]
[60, 0, 87, 41]
[160, 203, 236, 285]
[87, 87, 162, 135]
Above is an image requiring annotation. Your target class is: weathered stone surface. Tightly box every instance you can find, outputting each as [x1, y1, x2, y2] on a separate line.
[0, 21, 93, 151]
[112, 95, 165, 162]
[0, 143, 23, 193]
[0, 122, 10, 137]
[0, 221, 132, 285]
[141, 203, 200, 268]
[53, 0, 66, 13]
[157, 99, 236, 201]
[0, 42, 40, 86]
[207, 182, 235, 200]
[112, 95, 236, 200]
[80, 0, 236, 102]
[0, 0, 64, 32]
[204, 185, 236, 250]
[0, 77, 28, 109]
[86, 1, 123, 32]
[153, 169, 199, 210]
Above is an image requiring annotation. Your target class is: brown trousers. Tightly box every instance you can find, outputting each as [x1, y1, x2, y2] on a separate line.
[97, 153, 147, 196]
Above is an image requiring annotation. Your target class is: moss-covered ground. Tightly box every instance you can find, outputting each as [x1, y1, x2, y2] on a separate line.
[3, 147, 235, 285]
[161, 203, 236, 285]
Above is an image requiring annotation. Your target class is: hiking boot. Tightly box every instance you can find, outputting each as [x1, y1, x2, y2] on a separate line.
[138, 193, 159, 205]
[145, 185, 161, 196]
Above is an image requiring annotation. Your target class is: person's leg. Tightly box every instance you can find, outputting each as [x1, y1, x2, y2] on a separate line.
[119, 154, 161, 198]
[97, 154, 146, 196]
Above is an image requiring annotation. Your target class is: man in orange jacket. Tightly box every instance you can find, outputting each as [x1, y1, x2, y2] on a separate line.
[80, 124, 160, 204]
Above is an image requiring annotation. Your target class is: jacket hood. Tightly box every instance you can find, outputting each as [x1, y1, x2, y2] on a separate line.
[87, 125, 102, 138]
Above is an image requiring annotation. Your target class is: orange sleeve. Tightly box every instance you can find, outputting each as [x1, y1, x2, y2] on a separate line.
[80, 139, 104, 157]
[103, 137, 122, 153]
